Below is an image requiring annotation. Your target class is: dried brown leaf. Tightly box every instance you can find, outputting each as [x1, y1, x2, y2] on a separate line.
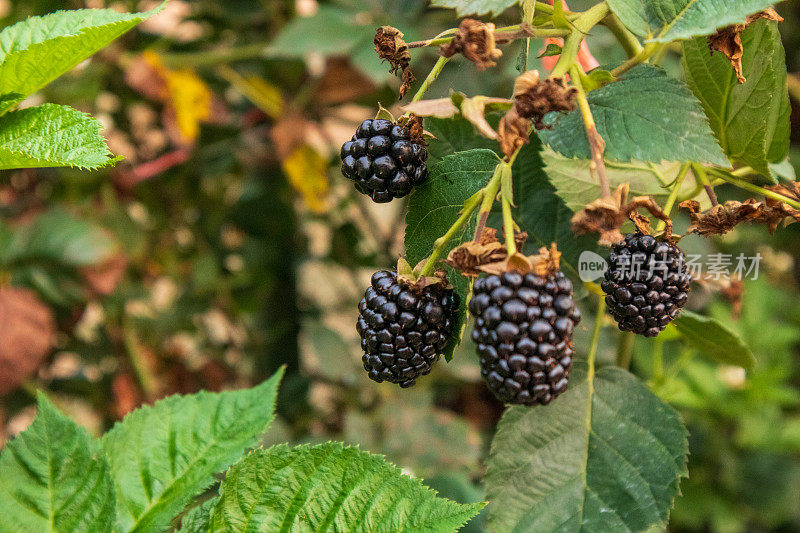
[440, 19, 503, 70]
[707, 9, 783, 84]
[375, 26, 415, 97]
[0, 287, 55, 395]
[680, 199, 764, 235]
[514, 75, 576, 130]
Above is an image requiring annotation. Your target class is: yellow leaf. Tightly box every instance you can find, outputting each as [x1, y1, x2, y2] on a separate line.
[282, 145, 329, 214]
[143, 51, 211, 142]
[217, 65, 283, 119]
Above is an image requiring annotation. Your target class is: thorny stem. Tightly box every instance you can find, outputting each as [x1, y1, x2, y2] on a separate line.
[418, 190, 484, 276]
[587, 295, 607, 376]
[570, 64, 610, 197]
[655, 163, 690, 233]
[692, 163, 718, 206]
[610, 41, 661, 77]
[411, 55, 450, 102]
[711, 170, 800, 211]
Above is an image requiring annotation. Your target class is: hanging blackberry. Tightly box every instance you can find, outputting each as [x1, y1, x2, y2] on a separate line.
[357, 270, 459, 388]
[601, 232, 691, 337]
[340, 118, 428, 203]
[468, 248, 581, 406]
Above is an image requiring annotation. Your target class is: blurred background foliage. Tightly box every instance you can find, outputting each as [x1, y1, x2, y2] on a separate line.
[1, 0, 800, 531]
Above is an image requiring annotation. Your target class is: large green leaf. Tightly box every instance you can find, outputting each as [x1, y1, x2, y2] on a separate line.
[486, 364, 688, 532]
[178, 499, 217, 533]
[513, 140, 602, 277]
[429, 0, 518, 17]
[606, 0, 781, 42]
[424, 116, 501, 164]
[101, 368, 284, 533]
[541, 148, 685, 212]
[682, 19, 790, 177]
[539, 65, 728, 166]
[0, 394, 115, 533]
[673, 310, 756, 369]
[209, 442, 485, 532]
[0, 208, 115, 268]
[405, 148, 500, 360]
[0, 4, 164, 115]
[0, 104, 120, 170]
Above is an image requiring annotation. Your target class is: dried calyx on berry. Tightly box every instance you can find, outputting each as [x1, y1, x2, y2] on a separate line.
[340, 114, 428, 203]
[468, 244, 581, 406]
[601, 231, 691, 337]
[357, 267, 459, 388]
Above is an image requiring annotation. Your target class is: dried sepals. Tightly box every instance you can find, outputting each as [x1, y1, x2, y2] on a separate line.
[375, 26, 415, 97]
[571, 183, 672, 245]
[439, 19, 503, 71]
[707, 9, 783, 84]
[446, 228, 527, 276]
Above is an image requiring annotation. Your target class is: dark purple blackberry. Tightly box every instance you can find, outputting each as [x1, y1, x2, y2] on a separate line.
[340, 119, 428, 203]
[357, 270, 459, 387]
[601, 232, 691, 337]
[469, 270, 580, 406]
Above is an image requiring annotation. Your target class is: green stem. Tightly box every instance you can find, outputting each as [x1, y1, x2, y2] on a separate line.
[550, 1, 610, 77]
[408, 24, 569, 48]
[500, 165, 516, 255]
[655, 163, 690, 233]
[616, 331, 634, 369]
[418, 190, 483, 276]
[473, 160, 507, 240]
[691, 163, 718, 206]
[652, 338, 664, 384]
[602, 13, 642, 58]
[610, 41, 661, 77]
[411, 55, 450, 102]
[587, 295, 607, 376]
[570, 64, 610, 196]
[713, 171, 800, 210]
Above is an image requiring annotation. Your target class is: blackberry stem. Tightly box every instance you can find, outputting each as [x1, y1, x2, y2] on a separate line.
[691, 163, 718, 206]
[473, 161, 507, 241]
[587, 295, 607, 377]
[616, 331, 634, 369]
[602, 13, 642, 59]
[655, 163, 690, 233]
[711, 170, 800, 210]
[500, 164, 517, 255]
[410, 56, 450, 103]
[570, 64, 611, 197]
[550, 1, 610, 78]
[610, 42, 662, 77]
[418, 188, 484, 277]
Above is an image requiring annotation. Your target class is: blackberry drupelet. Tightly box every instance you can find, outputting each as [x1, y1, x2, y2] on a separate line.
[469, 270, 581, 406]
[601, 232, 691, 337]
[357, 270, 459, 387]
[340, 119, 428, 203]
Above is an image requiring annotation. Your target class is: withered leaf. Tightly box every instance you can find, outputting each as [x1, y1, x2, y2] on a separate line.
[0, 287, 55, 395]
[707, 9, 783, 84]
[375, 26, 415, 97]
[680, 199, 764, 236]
[440, 19, 503, 71]
[513, 74, 576, 130]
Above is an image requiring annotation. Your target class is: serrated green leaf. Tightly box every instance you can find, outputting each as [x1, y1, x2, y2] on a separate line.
[486, 364, 689, 532]
[673, 309, 756, 369]
[406, 149, 499, 360]
[0, 393, 115, 533]
[424, 116, 501, 163]
[541, 148, 686, 212]
[682, 19, 790, 178]
[102, 368, 284, 533]
[178, 498, 217, 533]
[429, 0, 518, 17]
[0, 208, 115, 268]
[606, 0, 782, 42]
[209, 442, 485, 532]
[512, 139, 602, 277]
[0, 104, 121, 170]
[0, 4, 165, 115]
[539, 65, 729, 166]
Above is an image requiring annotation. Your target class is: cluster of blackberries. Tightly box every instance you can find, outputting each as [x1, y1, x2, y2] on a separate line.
[468, 270, 581, 406]
[357, 271, 459, 388]
[601, 232, 691, 337]
[341, 119, 428, 203]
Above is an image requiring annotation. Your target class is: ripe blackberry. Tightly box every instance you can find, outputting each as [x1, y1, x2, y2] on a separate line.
[601, 232, 691, 337]
[469, 271, 581, 406]
[357, 270, 459, 387]
[340, 119, 428, 203]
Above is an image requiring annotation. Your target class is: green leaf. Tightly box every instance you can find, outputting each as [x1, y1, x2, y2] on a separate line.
[424, 116, 501, 163]
[606, 0, 781, 42]
[538, 43, 563, 58]
[209, 442, 485, 532]
[429, 0, 518, 17]
[178, 498, 217, 533]
[539, 65, 729, 166]
[0, 208, 115, 268]
[682, 19, 790, 177]
[512, 140, 602, 277]
[0, 393, 115, 533]
[673, 309, 756, 369]
[0, 104, 120, 170]
[101, 368, 284, 533]
[541, 148, 686, 212]
[485, 364, 688, 532]
[406, 149, 499, 361]
[0, 4, 165, 115]
[268, 6, 372, 58]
